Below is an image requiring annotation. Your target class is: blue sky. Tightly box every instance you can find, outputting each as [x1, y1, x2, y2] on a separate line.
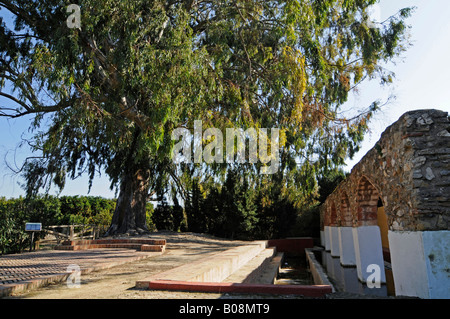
[0, 1, 449, 199]
[342, 0, 450, 168]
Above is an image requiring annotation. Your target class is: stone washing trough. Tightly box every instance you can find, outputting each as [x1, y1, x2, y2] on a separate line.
[136, 238, 334, 297]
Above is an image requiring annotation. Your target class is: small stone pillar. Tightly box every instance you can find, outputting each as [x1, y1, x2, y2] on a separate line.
[330, 227, 340, 257]
[324, 226, 331, 251]
[352, 226, 386, 284]
[339, 227, 356, 266]
[389, 230, 450, 299]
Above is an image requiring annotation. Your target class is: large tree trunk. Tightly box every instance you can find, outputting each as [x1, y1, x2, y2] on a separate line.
[105, 167, 151, 236]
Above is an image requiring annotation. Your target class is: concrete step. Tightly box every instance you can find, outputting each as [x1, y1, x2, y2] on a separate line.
[255, 252, 284, 284]
[223, 248, 283, 284]
[136, 241, 267, 288]
[54, 243, 165, 252]
[136, 239, 334, 297]
[54, 238, 166, 252]
[61, 238, 166, 246]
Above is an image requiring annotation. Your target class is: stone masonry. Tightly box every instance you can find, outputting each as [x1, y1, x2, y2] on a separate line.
[321, 109, 449, 231]
[320, 109, 449, 299]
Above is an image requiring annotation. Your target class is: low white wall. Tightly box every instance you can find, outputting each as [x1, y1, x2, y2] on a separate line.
[330, 227, 340, 257]
[324, 226, 331, 251]
[389, 230, 450, 299]
[422, 231, 450, 299]
[388, 231, 428, 298]
[338, 227, 356, 266]
[353, 226, 386, 284]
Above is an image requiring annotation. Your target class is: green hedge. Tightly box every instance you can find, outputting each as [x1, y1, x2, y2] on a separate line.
[0, 195, 118, 255]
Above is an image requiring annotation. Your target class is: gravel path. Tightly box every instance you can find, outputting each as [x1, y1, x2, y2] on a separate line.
[3, 232, 401, 300]
[5, 232, 296, 299]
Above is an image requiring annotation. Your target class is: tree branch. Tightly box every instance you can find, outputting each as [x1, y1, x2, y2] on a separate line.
[0, 92, 74, 118]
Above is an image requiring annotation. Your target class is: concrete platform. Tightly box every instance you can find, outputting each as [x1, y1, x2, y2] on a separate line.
[224, 247, 280, 284]
[1, 234, 332, 298]
[136, 241, 268, 285]
[54, 238, 166, 252]
[0, 248, 163, 297]
[136, 239, 333, 297]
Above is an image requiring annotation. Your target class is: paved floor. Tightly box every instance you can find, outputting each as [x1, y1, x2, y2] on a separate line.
[0, 248, 161, 297]
[0, 232, 251, 298]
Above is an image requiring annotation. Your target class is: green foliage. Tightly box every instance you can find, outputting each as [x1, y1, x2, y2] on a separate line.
[185, 178, 207, 233]
[0, 1, 413, 194]
[219, 170, 258, 239]
[316, 168, 347, 204]
[0, 198, 28, 255]
[0, 1, 414, 235]
[293, 205, 321, 238]
[150, 182, 185, 232]
[0, 195, 116, 255]
[177, 166, 347, 241]
[152, 204, 184, 232]
[180, 168, 300, 240]
[145, 202, 157, 232]
[151, 195, 185, 232]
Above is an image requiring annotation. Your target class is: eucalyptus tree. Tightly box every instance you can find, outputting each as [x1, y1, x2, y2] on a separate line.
[0, 0, 413, 234]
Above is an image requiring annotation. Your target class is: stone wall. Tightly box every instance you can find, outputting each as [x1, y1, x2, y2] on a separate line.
[320, 109, 450, 232]
[319, 109, 450, 299]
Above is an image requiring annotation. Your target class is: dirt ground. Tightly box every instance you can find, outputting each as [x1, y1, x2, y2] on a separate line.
[5, 232, 398, 300]
[6, 232, 307, 299]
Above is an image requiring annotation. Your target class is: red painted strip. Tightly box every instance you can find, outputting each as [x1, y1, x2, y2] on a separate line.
[146, 280, 332, 297]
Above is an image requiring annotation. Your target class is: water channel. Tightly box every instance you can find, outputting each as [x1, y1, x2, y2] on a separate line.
[275, 254, 314, 286]
[272, 246, 396, 297]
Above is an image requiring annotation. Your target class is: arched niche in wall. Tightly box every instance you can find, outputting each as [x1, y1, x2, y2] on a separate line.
[356, 176, 380, 227]
[340, 192, 352, 227]
[330, 202, 338, 227]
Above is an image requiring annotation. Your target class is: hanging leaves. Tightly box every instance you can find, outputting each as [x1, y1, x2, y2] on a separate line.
[0, 0, 413, 206]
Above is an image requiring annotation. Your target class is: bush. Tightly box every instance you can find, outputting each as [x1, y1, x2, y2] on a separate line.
[291, 205, 321, 238]
[0, 195, 117, 255]
[0, 198, 28, 254]
[151, 199, 185, 232]
[145, 202, 157, 232]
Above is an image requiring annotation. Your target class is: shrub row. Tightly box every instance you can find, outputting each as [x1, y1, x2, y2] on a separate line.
[0, 195, 118, 255]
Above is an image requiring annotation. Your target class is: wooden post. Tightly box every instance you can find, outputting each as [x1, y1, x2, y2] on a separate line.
[70, 225, 74, 241]
[30, 232, 34, 251]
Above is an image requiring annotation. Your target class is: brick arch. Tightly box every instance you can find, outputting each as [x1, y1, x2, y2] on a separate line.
[322, 207, 329, 227]
[356, 176, 381, 227]
[330, 202, 338, 226]
[340, 191, 352, 227]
